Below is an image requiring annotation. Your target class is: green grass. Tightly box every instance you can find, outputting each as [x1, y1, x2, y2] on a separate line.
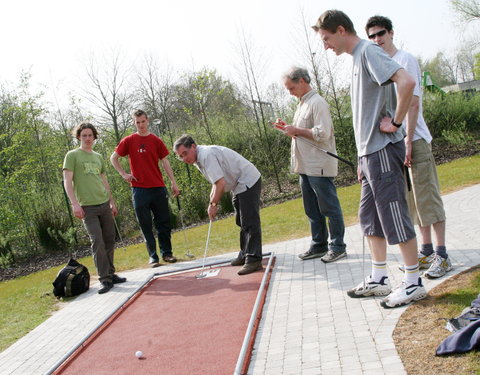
[1, 154, 479, 352]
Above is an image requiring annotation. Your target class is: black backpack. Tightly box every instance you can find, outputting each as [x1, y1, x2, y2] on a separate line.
[52, 258, 90, 297]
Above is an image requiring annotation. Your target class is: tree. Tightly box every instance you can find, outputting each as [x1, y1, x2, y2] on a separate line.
[136, 55, 178, 146]
[450, 0, 480, 22]
[474, 52, 480, 79]
[235, 30, 284, 192]
[419, 52, 457, 87]
[82, 50, 134, 144]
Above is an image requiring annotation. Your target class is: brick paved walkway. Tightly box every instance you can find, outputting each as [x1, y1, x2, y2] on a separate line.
[0, 184, 479, 375]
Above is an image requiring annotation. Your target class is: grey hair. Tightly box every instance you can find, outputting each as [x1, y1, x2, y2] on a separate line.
[282, 67, 311, 84]
[173, 134, 196, 151]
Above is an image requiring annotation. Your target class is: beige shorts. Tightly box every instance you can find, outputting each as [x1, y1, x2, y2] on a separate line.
[407, 139, 446, 226]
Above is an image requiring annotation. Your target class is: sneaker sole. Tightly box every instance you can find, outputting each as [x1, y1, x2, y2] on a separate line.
[347, 288, 392, 298]
[424, 267, 453, 279]
[298, 252, 327, 260]
[237, 266, 263, 275]
[380, 291, 427, 309]
[321, 252, 347, 263]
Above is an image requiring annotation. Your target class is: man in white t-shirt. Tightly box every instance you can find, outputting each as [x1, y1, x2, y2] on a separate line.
[365, 15, 452, 279]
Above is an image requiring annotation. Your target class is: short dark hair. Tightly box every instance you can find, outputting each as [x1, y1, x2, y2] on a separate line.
[173, 134, 196, 151]
[283, 67, 311, 84]
[365, 15, 393, 34]
[133, 109, 149, 119]
[312, 9, 356, 35]
[73, 122, 98, 140]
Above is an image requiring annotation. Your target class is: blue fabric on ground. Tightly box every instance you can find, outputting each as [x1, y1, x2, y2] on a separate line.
[436, 320, 480, 355]
[471, 293, 480, 309]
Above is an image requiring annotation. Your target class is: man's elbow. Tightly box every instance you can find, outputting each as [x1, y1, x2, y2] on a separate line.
[110, 152, 118, 164]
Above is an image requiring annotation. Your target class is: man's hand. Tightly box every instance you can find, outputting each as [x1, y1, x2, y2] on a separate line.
[379, 117, 400, 134]
[273, 118, 287, 131]
[282, 125, 298, 138]
[207, 204, 218, 220]
[72, 203, 85, 219]
[404, 139, 413, 167]
[121, 173, 137, 183]
[110, 201, 118, 217]
[357, 165, 363, 184]
[171, 182, 180, 198]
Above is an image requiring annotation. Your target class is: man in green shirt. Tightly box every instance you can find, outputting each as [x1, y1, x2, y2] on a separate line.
[63, 122, 126, 294]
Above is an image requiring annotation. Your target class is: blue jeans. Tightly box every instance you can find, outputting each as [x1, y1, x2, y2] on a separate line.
[132, 187, 172, 262]
[299, 174, 346, 252]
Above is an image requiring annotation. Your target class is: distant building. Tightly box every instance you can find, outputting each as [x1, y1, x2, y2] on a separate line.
[442, 80, 480, 94]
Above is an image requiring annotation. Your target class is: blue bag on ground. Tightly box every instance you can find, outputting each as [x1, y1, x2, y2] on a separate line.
[436, 320, 480, 355]
[436, 293, 480, 355]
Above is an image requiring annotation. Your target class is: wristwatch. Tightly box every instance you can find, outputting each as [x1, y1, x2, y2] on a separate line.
[209, 202, 218, 207]
[391, 119, 402, 128]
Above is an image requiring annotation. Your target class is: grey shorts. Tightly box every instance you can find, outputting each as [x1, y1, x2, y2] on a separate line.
[359, 141, 416, 245]
[406, 139, 446, 226]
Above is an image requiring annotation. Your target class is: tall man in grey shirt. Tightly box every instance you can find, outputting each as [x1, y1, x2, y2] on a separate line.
[313, 10, 426, 308]
[173, 134, 263, 275]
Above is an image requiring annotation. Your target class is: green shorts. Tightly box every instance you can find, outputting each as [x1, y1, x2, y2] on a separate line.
[407, 139, 446, 226]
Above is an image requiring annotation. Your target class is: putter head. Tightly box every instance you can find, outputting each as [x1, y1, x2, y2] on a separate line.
[185, 252, 195, 259]
[195, 269, 220, 279]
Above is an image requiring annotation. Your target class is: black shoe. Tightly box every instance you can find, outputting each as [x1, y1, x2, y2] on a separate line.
[112, 274, 127, 284]
[298, 248, 328, 260]
[163, 255, 177, 263]
[98, 282, 113, 294]
[238, 261, 263, 275]
[230, 257, 245, 266]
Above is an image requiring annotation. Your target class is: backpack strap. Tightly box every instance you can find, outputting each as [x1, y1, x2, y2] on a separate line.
[65, 266, 85, 296]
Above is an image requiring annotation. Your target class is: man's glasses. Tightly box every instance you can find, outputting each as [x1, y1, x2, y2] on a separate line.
[368, 29, 387, 40]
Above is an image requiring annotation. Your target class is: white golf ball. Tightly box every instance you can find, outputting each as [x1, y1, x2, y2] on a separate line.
[135, 350, 143, 358]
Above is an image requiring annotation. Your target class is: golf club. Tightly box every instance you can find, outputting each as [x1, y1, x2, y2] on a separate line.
[272, 121, 355, 168]
[362, 234, 366, 289]
[196, 220, 213, 279]
[176, 196, 194, 258]
[113, 216, 126, 252]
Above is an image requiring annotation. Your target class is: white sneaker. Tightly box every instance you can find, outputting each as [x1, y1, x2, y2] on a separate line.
[424, 255, 453, 279]
[380, 278, 427, 309]
[347, 275, 392, 298]
[398, 253, 434, 271]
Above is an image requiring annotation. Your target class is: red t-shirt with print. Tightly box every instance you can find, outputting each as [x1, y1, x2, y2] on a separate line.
[115, 133, 169, 188]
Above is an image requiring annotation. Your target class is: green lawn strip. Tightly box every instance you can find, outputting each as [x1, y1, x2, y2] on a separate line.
[0, 154, 479, 352]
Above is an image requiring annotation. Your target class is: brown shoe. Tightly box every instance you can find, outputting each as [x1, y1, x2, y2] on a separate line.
[151, 262, 161, 268]
[230, 257, 245, 266]
[237, 261, 263, 275]
[163, 255, 177, 263]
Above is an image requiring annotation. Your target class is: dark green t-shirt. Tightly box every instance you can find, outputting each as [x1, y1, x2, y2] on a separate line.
[63, 148, 109, 206]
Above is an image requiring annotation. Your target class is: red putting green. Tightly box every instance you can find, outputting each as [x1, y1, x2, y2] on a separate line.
[54, 257, 273, 375]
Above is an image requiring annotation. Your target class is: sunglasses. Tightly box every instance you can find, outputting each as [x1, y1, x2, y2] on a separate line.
[368, 29, 387, 39]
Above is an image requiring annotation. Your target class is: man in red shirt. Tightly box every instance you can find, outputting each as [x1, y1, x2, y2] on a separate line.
[111, 110, 180, 267]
